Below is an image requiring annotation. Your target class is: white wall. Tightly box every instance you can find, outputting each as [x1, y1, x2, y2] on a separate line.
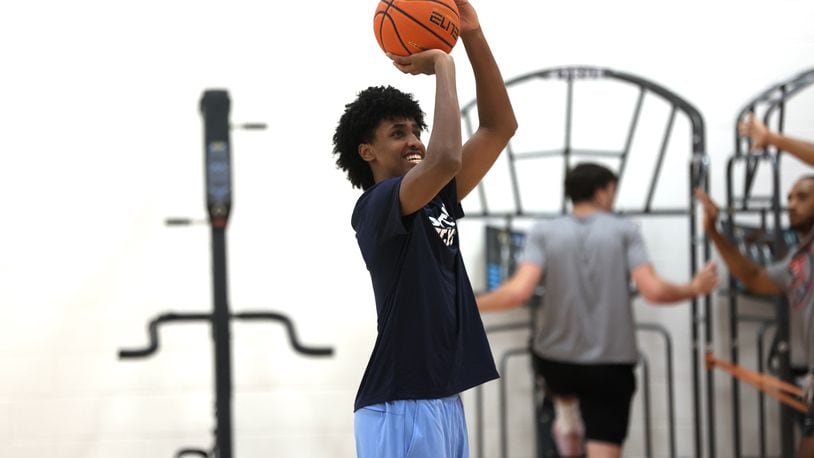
[1, 0, 813, 457]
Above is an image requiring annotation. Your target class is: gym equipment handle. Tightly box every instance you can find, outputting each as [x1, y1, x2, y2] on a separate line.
[118, 311, 333, 359]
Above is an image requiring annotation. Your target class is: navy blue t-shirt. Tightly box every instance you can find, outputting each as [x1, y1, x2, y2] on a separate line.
[352, 176, 499, 411]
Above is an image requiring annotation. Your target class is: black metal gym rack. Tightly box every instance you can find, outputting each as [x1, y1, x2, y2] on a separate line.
[118, 90, 333, 458]
[723, 68, 814, 458]
[460, 66, 712, 458]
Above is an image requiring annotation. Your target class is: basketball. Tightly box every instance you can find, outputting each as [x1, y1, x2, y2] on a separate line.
[373, 0, 460, 57]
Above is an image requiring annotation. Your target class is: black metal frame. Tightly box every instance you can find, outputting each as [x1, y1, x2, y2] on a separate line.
[117, 90, 333, 458]
[482, 322, 676, 458]
[461, 66, 711, 457]
[723, 67, 814, 458]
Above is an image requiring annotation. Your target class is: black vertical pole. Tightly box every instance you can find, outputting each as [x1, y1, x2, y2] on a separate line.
[201, 90, 233, 458]
[640, 355, 653, 458]
[689, 160, 703, 458]
[688, 109, 707, 458]
[617, 88, 645, 185]
[475, 386, 483, 458]
[757, 321, 771, 458]
[704, 168, 716, 458]
[562, 75, 573, 214]
[725, 157, 742, 458]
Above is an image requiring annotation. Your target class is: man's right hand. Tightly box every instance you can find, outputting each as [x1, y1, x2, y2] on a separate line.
[694, 188, 720, 234]
[388, 50, 453, 76]
[691, 260, 719, 296]
[738, 113, 771, 150]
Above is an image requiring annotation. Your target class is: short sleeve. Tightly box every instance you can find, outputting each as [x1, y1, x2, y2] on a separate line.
[521, 222, 547, 270]
[439, 178, 464, 220]
[352, 177, 408, 245]
[625, 221, 650, 270]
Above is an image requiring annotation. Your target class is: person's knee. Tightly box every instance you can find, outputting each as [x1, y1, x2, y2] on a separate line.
[553, 396, 582, 432]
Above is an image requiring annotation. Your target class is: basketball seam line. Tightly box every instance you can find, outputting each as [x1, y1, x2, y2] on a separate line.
[376, 11, 411, 55]
[381, 0, 410, 54]
[379, 0, 458, 19]
[377, 0, 456, 50]
[420, 0, 460, 20]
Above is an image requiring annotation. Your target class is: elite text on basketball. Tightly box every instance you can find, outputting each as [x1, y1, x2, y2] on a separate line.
[429, 11, 459, 41]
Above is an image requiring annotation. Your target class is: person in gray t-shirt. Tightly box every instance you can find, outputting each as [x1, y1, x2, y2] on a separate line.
[697, 177, 814, 458]
[478, 163, 718, 458]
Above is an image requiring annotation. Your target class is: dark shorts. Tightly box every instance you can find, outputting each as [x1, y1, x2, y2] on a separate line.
[532, 353, 637, 445]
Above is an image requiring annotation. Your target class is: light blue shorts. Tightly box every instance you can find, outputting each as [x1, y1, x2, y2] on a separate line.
[354, 395, 469, 458]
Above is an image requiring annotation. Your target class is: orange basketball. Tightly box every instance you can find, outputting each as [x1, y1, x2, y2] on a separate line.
[373, 0, 460, 57]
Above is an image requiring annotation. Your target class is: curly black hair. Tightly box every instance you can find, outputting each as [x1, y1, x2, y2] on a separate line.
[332, 86, 426, 190]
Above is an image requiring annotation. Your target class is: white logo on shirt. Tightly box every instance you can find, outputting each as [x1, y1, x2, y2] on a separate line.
[430, 203, 456, 246]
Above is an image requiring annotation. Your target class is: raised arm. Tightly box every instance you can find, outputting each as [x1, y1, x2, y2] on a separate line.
[740, 113, 814, 166]
[389, 50, 462, 215]
[476, 262, 542, 312]
[454, 0, 518, 201]
[695, 188, 783, 295]
[631, 261, 718, 304]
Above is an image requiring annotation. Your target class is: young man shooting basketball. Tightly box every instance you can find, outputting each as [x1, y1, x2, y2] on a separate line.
[332, 1, 516, 456]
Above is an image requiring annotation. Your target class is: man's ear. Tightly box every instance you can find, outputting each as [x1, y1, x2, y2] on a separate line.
[358, 143, 376, 162]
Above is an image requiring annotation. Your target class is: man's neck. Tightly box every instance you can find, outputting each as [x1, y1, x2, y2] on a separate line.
[797, 225, 814, 246]
[572, 202, 603, 217]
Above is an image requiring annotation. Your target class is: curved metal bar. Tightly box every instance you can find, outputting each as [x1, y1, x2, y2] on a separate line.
[639, 353, 653, 458]
[462, 65, 709, 455]
[460, 65, 708, 221]
[636, 323, 676, 458]
[484, 321, 532, 334]
[176, 448, 210, 457]
[757, 71, 814, 133]
[732, 68, 814, 203]
[757, 321, 776, 458]
[736, 315, 776, 458]
[462, 66, 707, 157]
[645, 106, 677, 212]
[118, 311, 333, 358]
[118, 313, 211, 359]
[479, 322, 677, 458]
[498, 347, 531, 458]
[232, 312, 333, 356]
[733, 69, 814, 149]
[473, 320, 531, 458]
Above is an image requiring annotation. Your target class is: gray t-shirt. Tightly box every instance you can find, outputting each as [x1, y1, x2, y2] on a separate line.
[766, 237, 814, 371]
[523, 212, 650, 364]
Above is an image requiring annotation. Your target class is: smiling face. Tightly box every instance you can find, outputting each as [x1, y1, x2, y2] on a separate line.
[359, 117, 426, 184]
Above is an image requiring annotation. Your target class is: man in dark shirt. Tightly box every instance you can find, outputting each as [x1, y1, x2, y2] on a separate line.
[332, 1, 516, 455]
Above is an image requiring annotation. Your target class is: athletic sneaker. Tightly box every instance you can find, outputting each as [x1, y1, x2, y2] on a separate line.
[552, 422, 584, 457]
